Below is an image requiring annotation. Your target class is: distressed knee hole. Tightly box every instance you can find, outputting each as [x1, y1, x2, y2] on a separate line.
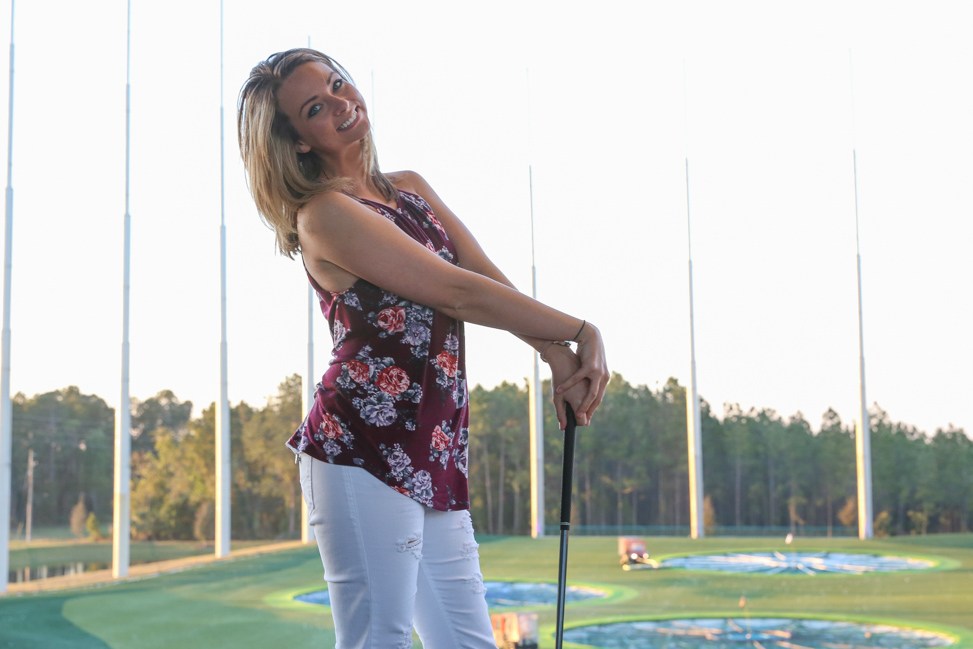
[396, 534, 423, 561]
[461, 541, 479, 560]
[458, 514, 475, 535]
[465, 572, 487, 594]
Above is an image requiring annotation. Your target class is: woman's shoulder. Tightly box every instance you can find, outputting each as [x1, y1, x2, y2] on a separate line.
[301, 187, 359, 214]
[387, 170, 430, 195]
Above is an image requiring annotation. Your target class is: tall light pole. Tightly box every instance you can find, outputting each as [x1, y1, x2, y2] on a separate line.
[301, 284, 314, 543]
[849, 53, 873, 539]
[215, 0, 231, 558]
[683, 65, 704, 539]
[112, 0, 133, 579]
[0, 0, 16, 596]
[527, 164, 544, 538]
[684, 157, 704, 540]
[525, 70, 544, 538]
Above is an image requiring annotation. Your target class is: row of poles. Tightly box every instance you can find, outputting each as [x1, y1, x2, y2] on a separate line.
[0, 2, 875, 596]
[525, 60, 875, 542]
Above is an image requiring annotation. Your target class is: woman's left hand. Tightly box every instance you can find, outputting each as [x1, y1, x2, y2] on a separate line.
[554, 322, 609, 425]
[544, 344, 591, 429]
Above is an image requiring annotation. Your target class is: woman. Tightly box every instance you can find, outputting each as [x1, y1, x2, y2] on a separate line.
[238, 48, 608, 649]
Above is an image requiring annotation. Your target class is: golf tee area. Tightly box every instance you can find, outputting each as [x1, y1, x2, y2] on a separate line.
[2, 533, 972, 648]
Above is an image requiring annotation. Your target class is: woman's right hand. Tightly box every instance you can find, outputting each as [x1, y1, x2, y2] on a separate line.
[555, 322, 609, 425]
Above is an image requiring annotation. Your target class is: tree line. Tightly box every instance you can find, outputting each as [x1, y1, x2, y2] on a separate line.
[7, 373, 971, 541]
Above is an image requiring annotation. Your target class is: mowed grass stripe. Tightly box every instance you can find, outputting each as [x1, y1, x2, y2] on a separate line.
[1, 534, 971, 648]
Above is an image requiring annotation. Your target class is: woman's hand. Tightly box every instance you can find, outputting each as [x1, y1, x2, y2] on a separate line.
[543, 344, 591, 429]
[554, 322, 609, 425]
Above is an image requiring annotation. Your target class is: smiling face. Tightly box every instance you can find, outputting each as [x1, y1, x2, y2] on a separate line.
[276, 61, 370, 161]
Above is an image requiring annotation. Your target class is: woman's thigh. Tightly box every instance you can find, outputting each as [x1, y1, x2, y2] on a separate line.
[413, 509, 495, 649]
[301, 456, 424, 649]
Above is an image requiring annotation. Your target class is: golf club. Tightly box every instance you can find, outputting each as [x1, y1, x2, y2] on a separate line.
[555, 404, 577, 649]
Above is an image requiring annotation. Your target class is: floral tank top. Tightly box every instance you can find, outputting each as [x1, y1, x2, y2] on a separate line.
[287, 190, 470, 511]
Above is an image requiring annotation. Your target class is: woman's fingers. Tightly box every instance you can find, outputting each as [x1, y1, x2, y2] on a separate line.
[559, 379, 591, 426]
[555, 367, 587, 394]
[553, 394, 567, 431]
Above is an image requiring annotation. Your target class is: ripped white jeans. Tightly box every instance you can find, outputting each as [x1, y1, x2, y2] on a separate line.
[299, 454, 496, 649]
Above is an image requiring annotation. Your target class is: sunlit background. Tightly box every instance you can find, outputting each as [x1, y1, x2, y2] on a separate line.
[2, 0, 971, 435]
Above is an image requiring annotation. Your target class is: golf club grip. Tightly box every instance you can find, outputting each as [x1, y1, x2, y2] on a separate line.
[560, 405, 577, 528]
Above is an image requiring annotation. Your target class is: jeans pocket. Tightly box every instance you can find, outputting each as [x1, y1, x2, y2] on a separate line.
[298, 454, 315, 514]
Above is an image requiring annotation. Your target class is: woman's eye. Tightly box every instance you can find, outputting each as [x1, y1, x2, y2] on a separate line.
[333, 79, 343, 92]
[308, 104, 321, 118]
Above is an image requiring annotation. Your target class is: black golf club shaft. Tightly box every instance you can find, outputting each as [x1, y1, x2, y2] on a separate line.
[555, 405, 577, 649]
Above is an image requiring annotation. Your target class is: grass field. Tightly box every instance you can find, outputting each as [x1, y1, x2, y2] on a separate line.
[2, 534, 972, 648]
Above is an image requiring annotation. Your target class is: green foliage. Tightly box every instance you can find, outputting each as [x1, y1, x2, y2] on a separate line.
[11, 374, 973, 541]
[85, 512, 104, 541]
[873, 510, 893, 537]
[11, 387, 114, 530]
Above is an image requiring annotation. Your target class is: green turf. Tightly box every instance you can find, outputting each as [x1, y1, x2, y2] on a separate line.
[8, 538, 277, 572]
[2, 534, 972, 648]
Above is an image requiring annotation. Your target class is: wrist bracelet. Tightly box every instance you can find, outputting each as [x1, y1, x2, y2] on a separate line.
[540, 340, 572, 363]
[572, 320, 587, 342]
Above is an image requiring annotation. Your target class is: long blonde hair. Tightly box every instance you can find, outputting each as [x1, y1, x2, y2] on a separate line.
[237, 48, 396, 257]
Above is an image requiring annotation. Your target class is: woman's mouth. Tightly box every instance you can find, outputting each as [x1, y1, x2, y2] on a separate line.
[337, 108, 359, 131]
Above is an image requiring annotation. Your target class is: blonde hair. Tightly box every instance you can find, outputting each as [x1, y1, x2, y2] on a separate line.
[237, 48, 397, 257]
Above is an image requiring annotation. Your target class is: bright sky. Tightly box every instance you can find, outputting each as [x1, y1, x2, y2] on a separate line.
[1, 0, 970, 436]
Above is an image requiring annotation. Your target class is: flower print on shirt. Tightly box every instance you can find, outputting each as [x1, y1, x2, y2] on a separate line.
[429, 422, 455, 469]
[453, 427, 469, 476]
[432, 333, 463, 399]
[382, 443, 414, 482]
[402, 192, 447, 239]
[288, 191, 471, 512]
[410, 470, 434, 506]
[378, 445, 434, 507]
[313, 412, 354, 461]
[375, 306, 406, 335]
[367, 297, 434, 359]
[434, 246, 454, 263]
[330, 320, 348, 359]
[339, 346, 423, 428]
[336, 289, 362, 311]
[376, 366, 411, 396]
[452, 378, 468, 408]
[358, 391, 398, 427]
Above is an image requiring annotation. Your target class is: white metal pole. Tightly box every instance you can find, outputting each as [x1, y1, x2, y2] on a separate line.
[849, 53, 873, 540]
[524, 70, 544, 539]
[852, 150, 873, 539]
[684, 158, 704, 540]
[112, 0, 133, 580]
[0, 0, 15, 596]
[301, 36, 313, 545]
[23, 447, 32, 542]
[683, 66, 704, 539]
[527, 164, 545, 539]
[215, 0, 231, 558]
[301, 285, 314, 543]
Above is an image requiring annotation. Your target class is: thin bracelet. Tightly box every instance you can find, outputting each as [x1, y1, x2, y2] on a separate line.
[572, 320, 587, 342]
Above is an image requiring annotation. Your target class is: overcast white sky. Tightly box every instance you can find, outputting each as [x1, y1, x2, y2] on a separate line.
[1, 0, 970, 435]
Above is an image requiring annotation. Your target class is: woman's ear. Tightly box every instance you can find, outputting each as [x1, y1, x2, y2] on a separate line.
[295, 140, 312, 154]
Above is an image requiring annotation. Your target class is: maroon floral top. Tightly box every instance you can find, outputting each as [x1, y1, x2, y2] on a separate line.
[287, 191, 470, 511]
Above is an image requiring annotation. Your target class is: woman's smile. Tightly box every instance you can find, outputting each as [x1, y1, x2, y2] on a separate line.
[337, 108, 360, 131]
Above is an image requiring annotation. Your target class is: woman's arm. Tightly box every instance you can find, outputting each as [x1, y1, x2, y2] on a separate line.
[394, 171, 608, 423]
[298, 183, 608, 422]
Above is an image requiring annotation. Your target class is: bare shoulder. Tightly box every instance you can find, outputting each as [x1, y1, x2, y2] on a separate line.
[388, 169, 433, 195]
[297, 191, 359, 235]
[388, 170, 449, 214]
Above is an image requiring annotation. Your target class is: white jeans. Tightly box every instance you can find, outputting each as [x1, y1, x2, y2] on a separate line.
[299, 455, 496, 649]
